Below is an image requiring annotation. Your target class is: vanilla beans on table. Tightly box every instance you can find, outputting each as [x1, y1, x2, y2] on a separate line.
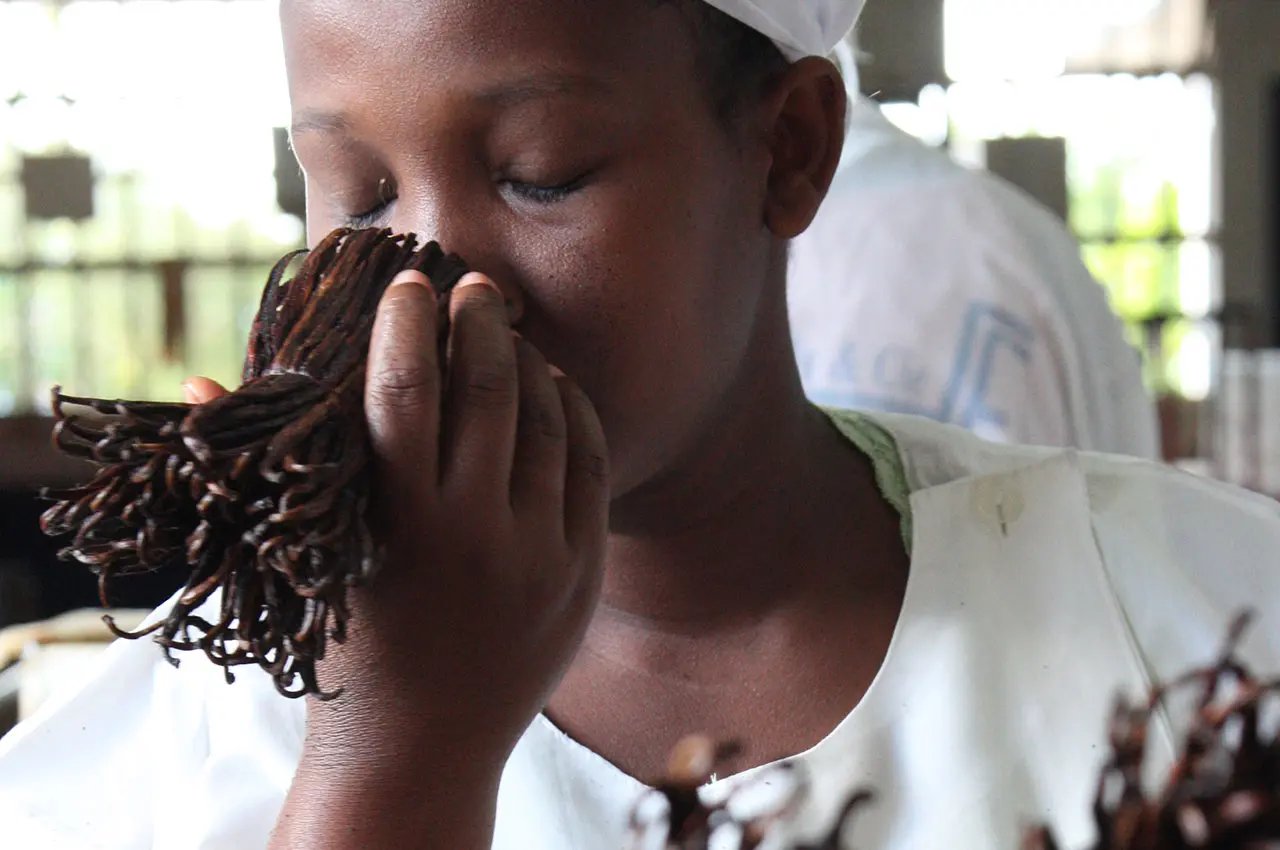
[40, 228, 468, 699]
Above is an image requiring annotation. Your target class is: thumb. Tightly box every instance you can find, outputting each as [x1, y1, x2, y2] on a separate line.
[182, 376, 230, 405]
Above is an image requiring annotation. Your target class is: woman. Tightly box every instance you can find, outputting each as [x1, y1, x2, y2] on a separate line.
[1, 2, 1276, 848]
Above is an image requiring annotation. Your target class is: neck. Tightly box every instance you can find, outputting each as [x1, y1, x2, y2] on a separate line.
[598, 276, 875, 636]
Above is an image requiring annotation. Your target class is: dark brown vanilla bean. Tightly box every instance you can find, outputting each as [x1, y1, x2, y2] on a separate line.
[1023, 612, 1279, 850]
[41, 228, 468, 699]
[1040, 611, 1280, 850]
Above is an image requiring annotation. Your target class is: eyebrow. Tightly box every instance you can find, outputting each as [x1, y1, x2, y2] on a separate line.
[290, 73, 612, 138]
[472, 72, 612, 108]
[291, 111, 350, 138]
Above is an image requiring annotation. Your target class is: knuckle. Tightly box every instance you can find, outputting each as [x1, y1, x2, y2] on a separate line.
[522, 404, 567, 442]
[368, 366, 433, 410]
[460, 365, 517, 410]
[568, 448, 609, 485]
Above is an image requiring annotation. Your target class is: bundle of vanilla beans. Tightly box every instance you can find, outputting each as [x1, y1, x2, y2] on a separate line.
[40, 228, 468, 698]
[638, 614, 1278, 850]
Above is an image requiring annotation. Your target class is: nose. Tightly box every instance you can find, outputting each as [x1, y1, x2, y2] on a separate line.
[390, 190, 526, 327]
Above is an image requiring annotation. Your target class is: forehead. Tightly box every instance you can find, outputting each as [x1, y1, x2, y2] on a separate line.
[280, 0, 697, 110]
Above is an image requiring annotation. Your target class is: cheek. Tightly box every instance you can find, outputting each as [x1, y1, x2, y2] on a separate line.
[537, 150, 759, 328]
[507, 151, 769, 458]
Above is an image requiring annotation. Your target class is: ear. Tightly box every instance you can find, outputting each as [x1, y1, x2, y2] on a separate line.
[759, 57, 847, 239]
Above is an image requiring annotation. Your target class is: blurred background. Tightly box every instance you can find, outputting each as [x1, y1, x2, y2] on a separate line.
[0, 0, 1277, 632]
[0, 1, 302, 636]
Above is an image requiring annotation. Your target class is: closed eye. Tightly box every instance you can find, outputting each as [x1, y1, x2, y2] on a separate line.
[342, 198, 395, 229]
[502, 174, 590, 206]
[341, 178, 397, 228]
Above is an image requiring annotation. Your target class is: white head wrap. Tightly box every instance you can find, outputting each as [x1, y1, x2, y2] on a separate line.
[700, 0, 867, 61]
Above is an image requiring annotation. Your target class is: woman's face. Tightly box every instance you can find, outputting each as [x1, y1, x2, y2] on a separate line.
[282, 0, 783, 497]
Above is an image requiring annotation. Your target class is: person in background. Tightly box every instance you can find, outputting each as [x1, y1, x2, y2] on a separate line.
[788, 59, 1160, 457]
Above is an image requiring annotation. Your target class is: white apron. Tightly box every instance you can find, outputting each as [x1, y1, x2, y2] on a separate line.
[1, 413, 1275, 850]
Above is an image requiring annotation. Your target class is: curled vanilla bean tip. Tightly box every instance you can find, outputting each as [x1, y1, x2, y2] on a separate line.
[41, 228, 470, 699]
[1027, 610, 1280, 850]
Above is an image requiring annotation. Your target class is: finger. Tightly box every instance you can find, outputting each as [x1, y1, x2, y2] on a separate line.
[556, 376, 609, 555]
[182, 376, 229, 405]
[510, 337, 568, 521]
[441, 273, 518, 492]
[365, 269, 442, 492]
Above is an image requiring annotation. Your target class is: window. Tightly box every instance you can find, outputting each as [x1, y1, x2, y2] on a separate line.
[875, 2, 1218, 401]
[0, 0, 301, 415]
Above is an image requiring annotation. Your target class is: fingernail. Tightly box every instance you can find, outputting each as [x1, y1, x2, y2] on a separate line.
[390, 269, 430, 288]
[454, 272, 501, 294]
[181, 381, 197, 403]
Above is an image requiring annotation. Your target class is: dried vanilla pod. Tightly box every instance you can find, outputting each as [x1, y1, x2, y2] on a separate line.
[40, 228, 469, 700]
[638, 613, 1276, 850]
[628, 735, 747, 850]
[631, 736, 821, 850]
[1025, 611, 1280, 850]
